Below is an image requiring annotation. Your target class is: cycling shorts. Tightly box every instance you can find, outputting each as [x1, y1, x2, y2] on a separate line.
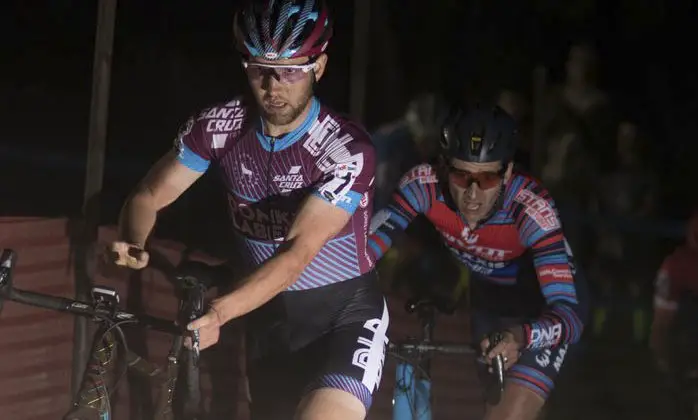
[472, 311, 573, 401]
[245, 271, 389, 419]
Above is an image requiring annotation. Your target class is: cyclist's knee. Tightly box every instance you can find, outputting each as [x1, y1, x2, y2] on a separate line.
[484, 381, 545, 420]
[295, 387, 366, 420]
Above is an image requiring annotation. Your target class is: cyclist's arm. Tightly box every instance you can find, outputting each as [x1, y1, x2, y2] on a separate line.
[515, 195, 587, 350]
[367, 164, 438, 260]
[213, 126, 375, 322]
[118, 116, 212, 246]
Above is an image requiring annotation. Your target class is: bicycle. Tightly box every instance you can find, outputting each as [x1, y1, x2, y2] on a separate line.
[0, 247, 226, 420]
[388, 297, 504, 420]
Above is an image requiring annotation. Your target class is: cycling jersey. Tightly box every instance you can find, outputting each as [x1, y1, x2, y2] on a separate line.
[654, 245, 698, 311]
[368, 164, 588, 351]
[175, 96, 375, 290]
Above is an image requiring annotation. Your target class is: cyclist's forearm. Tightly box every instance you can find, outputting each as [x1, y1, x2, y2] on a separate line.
[214, 247, 305, 322]
[522, 303, 585, 350]
[118, 192, 158, 247]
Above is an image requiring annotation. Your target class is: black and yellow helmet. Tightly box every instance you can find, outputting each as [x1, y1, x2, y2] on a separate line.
[440, 105, 519, 163]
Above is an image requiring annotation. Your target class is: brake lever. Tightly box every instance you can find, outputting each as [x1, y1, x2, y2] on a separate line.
[486, 332, 505, 405]
[178, 276, 206, 366]
[189, 285, 205, 366]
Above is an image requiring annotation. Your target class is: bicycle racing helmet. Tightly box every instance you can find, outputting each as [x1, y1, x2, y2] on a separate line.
[233, 0, 333, 60]
[440, 105, 519, 165]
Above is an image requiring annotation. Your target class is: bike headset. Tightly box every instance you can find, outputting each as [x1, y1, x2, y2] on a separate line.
[438, 104, 520, 223]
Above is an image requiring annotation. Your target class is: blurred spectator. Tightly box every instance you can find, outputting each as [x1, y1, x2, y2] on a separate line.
[536, 42, 616, 271]
[372, 92, 449, 211]
[590, 121, 660, 340]
[539, 42, 616, 171]
[497, 89, 533, 171]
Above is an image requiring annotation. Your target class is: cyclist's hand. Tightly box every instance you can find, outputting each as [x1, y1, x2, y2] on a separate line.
[480, 331, 521, 371]
[186, 304, 223, 350]
[108, 242, 149, 269]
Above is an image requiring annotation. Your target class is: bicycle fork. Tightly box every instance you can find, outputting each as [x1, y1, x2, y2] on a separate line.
[153, 335, 184, 420]
[393, 308, 435, 420]
[393, 361, 432, 420]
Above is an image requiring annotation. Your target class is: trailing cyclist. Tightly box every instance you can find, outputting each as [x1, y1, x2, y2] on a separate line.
[109, 1, 387, 419]
[650, 210, 698, 416]
[368, 104, 590, 420]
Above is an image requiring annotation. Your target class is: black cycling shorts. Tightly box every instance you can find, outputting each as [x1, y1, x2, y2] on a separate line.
[471, 310, 573, 401]
[244, 271, 388, 419]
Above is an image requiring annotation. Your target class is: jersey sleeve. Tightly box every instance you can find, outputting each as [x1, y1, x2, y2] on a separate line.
[173, 100, 246, 173]
[515, 188, 588, 350]
[313, 123, 376, 214]
[654, 253, 681, 311]
[367, 164, 439, 261]
[173, 115, 213, 173]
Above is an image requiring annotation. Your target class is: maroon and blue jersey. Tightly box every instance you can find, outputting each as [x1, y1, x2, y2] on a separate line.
[368, 164, 588, 350]
[174, 97, 376, 291]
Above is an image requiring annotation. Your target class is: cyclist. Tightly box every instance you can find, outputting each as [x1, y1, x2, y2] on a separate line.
[368, 105, 589, 419]
[109, 1, 387, 419]
[650, 211, 698, 373]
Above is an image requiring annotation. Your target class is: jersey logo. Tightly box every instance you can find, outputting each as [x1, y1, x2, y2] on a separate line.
[514, 189, 561, 232]
[304, 115, 341, 156]
[273, 165, 304, 193]
[400, 165, 437, 187]
[318, 156, 364, 205]
[529, 323, 562, 348]
[241, 163, 253, 177]
[470, 135, 482, 155]
[459, 226, 479, 244]
[232, 153, 262, 190]
[199, 105, 245, 134]
[212, 133, 228, 149]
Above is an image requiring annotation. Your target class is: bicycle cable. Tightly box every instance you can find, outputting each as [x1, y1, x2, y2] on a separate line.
[92, 317, 138, 398]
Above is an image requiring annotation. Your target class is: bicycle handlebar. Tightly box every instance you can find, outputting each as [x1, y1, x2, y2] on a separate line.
[388, 341, 476, 355]
[0, 248, 220, 338]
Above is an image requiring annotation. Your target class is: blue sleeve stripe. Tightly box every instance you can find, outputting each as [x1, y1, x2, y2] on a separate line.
[368, 240, 384, 259]
[314, 191, 362, 214]
[551, 304, 583, 342]
[389, 209, 410, 229]
[400, 185, 423, 213]
[177, 144, 210, 173]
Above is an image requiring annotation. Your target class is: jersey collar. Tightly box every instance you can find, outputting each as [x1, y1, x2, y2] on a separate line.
[256, 97, 320, 152]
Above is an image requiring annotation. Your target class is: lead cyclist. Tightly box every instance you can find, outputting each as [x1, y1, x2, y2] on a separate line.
[108, 1, 388, 419]
[368, 105, 590, 419]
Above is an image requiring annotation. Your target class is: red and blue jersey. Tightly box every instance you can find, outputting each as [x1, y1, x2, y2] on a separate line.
[174, 97, 376, 291]
[654, 245, 698, 311]
[368, 164, 588, 350]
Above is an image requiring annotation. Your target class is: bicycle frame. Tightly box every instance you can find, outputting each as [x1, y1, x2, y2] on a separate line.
[389, 299, 503, 420]
[392, 305, 437, 420]
[0, 249, 208, 420]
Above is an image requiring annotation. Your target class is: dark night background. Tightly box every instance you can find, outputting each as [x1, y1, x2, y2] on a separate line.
[1, 1, 698, 417]
[2, 1, 696, 239]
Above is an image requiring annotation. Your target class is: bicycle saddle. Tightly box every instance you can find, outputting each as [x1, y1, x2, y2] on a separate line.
[405, 296, 456, 315]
